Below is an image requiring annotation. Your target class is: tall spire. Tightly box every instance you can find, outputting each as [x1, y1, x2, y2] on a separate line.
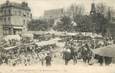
[90, 0, 96, 15]
[108, 7, 112, 21]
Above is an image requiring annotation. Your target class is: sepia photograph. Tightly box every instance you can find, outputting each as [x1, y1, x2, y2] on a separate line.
[0, 0, 115, 73]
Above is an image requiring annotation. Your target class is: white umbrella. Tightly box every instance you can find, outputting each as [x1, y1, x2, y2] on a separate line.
[92, 44, 115, 57]
[4, 35, 21, 41]
[4, 46, 17, 50]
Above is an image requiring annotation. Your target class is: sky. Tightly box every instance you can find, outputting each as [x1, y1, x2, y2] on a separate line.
[0, 0, 115, 18]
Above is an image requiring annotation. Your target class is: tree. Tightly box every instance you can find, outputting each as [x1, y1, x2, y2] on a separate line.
[63, 4, 85, 19]
[95, 3, 114, 20]
[96, 3, 107, 15]
[94, 3, 114, 35]
[28, 19, 50, 31]
[53, 16, 74, 32]
[74, 15, 94, 32]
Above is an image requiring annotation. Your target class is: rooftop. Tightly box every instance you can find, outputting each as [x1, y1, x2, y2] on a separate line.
[0, 1, 31, 11]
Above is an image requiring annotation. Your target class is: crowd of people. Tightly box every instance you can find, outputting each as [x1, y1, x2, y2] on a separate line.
[0, 34, 114, 66]
[62, 36, 113, 66]
[0, 43, 55, 66]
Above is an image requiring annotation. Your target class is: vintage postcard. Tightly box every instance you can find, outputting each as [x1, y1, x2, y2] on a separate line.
[0, 0, 115, 73]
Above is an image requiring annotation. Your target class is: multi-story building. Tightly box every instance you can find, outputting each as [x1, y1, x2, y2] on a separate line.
[44, 8, 64, 19]
[0, 1, 32, 35]
[0, 9, 3, 36]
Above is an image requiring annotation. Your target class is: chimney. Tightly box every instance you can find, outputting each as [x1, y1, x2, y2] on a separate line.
[22, 2, 28, 7]
[6, 0, 10, 5]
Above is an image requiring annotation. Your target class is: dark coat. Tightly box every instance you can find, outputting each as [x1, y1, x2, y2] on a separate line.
[63, 51, 72, 61]
[45, 55, 52, 66]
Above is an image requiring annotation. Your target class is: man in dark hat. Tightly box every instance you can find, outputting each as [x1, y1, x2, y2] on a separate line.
[104, 56, 112, 65]
[45, 53, 52, 66]
[63, 48, 71, 65]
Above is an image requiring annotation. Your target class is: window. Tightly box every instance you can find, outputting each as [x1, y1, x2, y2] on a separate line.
[15, 10, 17, 15]
[26, 20, 29, 24]
[27, 12, 29, 17]
[0, 9, 2, 13]
[5, 17, 8, 24]
[23, 19, 26, 25]
[3, 9, 6, 15]
[8, 17, 10, 23]
[19, 11, 21, 16]
[0, 18, 1, 22]
[30, 14, 32, 18]
[5, 9, 8, 15]
[23, 13, 26, 17]
[4, 17, 6, 22]
[1, 18, 3, 22]
[1, 9, 4, 14]
[8, 9, 11, 15]
[13, 9, 17, 15]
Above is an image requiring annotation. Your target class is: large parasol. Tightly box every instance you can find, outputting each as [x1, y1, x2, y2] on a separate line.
[92, 44, 115, 57]
[4, 46, 17, 50]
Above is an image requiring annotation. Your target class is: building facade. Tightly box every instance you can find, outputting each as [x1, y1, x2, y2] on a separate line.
[0, 1, 32, 35]
[44, 8, 64, 19]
